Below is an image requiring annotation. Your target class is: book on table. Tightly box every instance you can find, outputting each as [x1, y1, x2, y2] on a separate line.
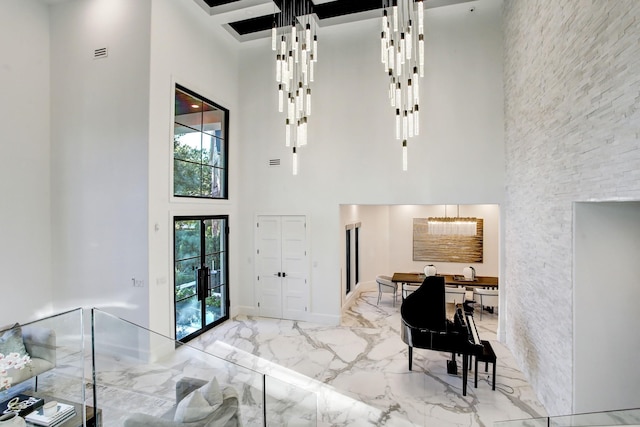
[24, 402, 76, 427]
[0, 394, 44, 417]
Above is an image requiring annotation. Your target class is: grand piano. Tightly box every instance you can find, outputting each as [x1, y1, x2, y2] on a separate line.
[400, 275, 482, 396]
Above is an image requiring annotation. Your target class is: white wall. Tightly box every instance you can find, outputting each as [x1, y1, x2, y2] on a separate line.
[237, 0, 504, 323]
[388, 204, 499, 276]
[503, 1, 640, 415]
[339, 205, 391, 302]
[339, 204, 499, 301]
[49, 0, 152, 326]
[0, 0, 54, 325]
[147, 0, 240, 336]
[574, 202, 640, 413]
[1, 0, 240, 337]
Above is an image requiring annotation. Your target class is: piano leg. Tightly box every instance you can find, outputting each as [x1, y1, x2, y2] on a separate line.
[462, 352, 468, 396]
[408, 346, 413, 371]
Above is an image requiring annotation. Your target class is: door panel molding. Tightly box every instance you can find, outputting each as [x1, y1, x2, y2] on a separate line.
[255, 215, 310, 320]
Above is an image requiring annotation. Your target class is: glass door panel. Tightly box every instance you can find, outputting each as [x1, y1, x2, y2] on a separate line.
[174, 216, 229, 342]
[174, 220, 201, 340]
[204, 218, 224, 327]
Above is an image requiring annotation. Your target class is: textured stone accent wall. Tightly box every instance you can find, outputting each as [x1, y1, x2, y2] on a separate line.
[503, 0, 640, 416]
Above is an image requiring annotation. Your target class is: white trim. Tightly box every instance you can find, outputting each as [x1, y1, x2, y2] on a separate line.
[306, 312, 340, 326]
[342, 279, 377, 314]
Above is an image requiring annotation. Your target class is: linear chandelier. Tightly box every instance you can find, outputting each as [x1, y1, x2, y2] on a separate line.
[427, 218, 478, 236]
[380, 0, 425, 171]
[272, 0, 318, 175]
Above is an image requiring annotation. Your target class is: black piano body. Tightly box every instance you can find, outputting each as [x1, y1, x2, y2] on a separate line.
[400, 275, 482, 396]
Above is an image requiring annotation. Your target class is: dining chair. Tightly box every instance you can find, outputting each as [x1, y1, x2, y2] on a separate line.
[444, 287, 467, 306]
[376, 275, 398, 307]
[473, 288, 499, 319]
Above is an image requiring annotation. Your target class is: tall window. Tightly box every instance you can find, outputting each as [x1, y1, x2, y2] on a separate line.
[346, 229, 351, 294]
[174, 84, 228, 199]
[345, 222, 361, 295]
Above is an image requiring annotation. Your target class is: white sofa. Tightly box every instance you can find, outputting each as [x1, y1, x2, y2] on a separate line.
[123, 377, 240, 427]
[0, 323, 56, 387]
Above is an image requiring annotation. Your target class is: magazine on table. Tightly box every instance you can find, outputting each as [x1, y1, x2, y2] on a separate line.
[24, 402, 75, 427]
[0, 394, 44, 417]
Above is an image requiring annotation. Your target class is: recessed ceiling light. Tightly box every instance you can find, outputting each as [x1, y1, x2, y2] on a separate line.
[191, 104, 199, 108]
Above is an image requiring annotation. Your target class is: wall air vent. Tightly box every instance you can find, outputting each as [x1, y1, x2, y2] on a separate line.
[93, 47, 108, 59]
[268, 159, 281, 167]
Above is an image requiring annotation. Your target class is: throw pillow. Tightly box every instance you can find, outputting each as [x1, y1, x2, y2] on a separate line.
[174, 390, 215, 423]
[200, 377, 223, 410]
[0, 324, 29, 357]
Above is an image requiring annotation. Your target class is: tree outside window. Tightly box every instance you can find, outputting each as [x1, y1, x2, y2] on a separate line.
[174, 85, 228, 199]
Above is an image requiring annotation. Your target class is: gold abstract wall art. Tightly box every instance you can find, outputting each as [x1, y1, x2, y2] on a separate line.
[413, 217, 483, 263]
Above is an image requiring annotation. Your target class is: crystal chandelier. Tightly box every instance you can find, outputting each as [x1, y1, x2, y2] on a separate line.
[271, 0, 318, 175]
[380, 0, 424, 171]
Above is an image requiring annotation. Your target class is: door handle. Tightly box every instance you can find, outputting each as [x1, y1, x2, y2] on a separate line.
[282, 272, 286, 278]
[275, 272, 282, 277]
[196, 268, 204, 301]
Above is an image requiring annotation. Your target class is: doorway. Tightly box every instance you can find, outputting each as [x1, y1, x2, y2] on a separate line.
[255, 215, 309, 320]
[174, 216, 229, 342]
[573, 201, 640, 413]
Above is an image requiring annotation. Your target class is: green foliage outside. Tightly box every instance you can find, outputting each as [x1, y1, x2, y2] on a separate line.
[174, 135, 222, 197]
[174, 218, 224, 310]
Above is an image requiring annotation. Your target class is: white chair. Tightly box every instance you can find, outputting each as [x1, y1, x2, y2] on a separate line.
[402, 283, 420, 299]
[473, 288, 499, 319]
[376, 275, 398, 306]
[445, 287, 467, 306]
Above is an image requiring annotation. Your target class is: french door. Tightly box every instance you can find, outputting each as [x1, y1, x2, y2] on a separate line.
[255, 215, 309, 320]
[174, 216, 229, 342]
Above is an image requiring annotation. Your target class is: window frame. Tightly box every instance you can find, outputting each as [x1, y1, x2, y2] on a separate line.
[173, 83, 229, 200]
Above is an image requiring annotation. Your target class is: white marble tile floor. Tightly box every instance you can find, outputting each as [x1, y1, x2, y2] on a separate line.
[192, 290, 548, 426]
[16, 291, 548, 426]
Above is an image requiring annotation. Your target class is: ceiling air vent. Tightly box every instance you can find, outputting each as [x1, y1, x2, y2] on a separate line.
[268, 159, 281, 167]
[93, 47, 108, 59]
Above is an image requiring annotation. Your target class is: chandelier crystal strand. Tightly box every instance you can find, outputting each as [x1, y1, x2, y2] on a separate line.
[273, 0, 317, 174]
[381, 0, 424, 170]
[402, 140, 408, 171]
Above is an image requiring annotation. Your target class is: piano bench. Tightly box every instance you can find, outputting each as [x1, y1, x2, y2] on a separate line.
[474, 340, 496, 390]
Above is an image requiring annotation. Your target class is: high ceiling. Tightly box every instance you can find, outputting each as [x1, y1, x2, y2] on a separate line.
[195, 0, 474, 41]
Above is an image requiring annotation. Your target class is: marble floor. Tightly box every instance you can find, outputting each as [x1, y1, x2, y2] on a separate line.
[14, 291, 548, 426]
[190, 290, 548, 426]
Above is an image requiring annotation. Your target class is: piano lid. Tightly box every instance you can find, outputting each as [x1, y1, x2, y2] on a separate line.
[401, 275, 447, 332]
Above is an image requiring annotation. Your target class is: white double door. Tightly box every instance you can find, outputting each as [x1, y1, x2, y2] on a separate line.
[255, 215, 309, 320]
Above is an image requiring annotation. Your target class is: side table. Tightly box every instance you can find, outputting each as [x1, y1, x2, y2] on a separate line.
[24, 396, 100, 427]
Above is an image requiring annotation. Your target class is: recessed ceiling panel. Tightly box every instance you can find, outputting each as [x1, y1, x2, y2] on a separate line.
[195, 0, 475, 39]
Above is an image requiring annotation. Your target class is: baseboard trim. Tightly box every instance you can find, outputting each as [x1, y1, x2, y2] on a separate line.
[234, 305, 339, 326]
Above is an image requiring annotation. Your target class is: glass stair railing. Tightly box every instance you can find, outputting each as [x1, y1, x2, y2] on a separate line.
[0, 308, 89, 426]
[495, 408, 640, 427]
[90, 308, 318, 426]
[4, 307, 488, 426]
